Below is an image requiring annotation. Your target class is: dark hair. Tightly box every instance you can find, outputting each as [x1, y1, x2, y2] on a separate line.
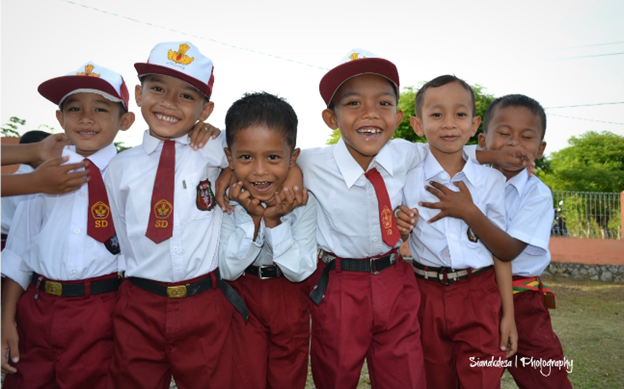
[328, 75, 399, 110]
[483, 94, 547, 140]
[225, 92, 297, 151]
[414, 75, 475, 117]
[20, 130, 50, 144]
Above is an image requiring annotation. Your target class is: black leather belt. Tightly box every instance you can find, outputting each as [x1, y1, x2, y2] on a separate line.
[412, 262, 493, 286]
[128, 268, 249, 322]
[309, 249, 398, 306]
[245, 265, 283, 279]
[31, 274, 120, 297]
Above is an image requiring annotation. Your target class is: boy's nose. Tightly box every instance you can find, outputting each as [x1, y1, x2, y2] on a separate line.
[79, 111, 95, 124]
[253, 160, 268, 175]
[159, 93, 176, 108]
[361, 103, 380, 119]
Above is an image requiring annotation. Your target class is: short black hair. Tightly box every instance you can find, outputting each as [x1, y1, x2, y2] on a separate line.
[328, 75, 399, 110]
[20, 130, 50, 144]
[225, 92, 297, 152]
[414, 75, 475, 117]
[483, 94, 547, 140]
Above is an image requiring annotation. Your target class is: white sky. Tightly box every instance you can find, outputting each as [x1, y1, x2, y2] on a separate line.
[2, 0, 623, 157]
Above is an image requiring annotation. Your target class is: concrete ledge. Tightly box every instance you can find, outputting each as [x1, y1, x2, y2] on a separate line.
[549, 237, 624, 266]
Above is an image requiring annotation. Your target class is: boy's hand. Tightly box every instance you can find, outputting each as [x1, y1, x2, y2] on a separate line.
[495, 145, 536, 177]
[37, 133, 72, 162]
[264, 186, 308, 227]
[419, 181, 476, 223]
[228, 181, 264, 219]
[188, 122, 221, 151]
[34, 156, 89, 194]
[215, 168, 236, 214]
[395, 205, 418, 241]
[1, 320, 19, 374]
[499, 313, 518, 358]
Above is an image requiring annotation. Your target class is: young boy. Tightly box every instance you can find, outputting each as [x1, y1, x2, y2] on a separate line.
[1, 62, 135, 389]
[403, 75, 517, 389]
[298, 49, 428, 389]
[479, 94, 572, 389]
[103, 41, 247, 389]
[219, 92, 317, 389]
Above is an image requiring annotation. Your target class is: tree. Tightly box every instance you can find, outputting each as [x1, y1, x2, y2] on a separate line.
[1, 116, 25, 137]
[538, 131, 624, 193]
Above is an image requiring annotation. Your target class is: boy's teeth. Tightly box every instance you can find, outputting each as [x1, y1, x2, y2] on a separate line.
[357, 128, 381, 134]
[155, 113, 179, 123]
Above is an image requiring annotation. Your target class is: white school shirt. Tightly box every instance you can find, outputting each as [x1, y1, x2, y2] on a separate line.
[219, 192, 318, 282]
[404, 151, 507, 269]
[297, 138, 428, 259]
[504, 170, 554, 277]
[1, 164, 34, 235]
[1, 144, 119, 290]
[104, 130, 228, 282]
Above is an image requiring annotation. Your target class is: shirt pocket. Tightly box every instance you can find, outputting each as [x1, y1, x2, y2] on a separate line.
[183, 170, 218, 220]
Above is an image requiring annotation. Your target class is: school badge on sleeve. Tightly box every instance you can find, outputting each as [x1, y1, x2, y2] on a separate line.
[196, 179, 216, 211]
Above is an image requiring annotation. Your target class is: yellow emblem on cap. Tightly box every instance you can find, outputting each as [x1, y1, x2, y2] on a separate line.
[349, 52, 367, 61]
[168, 43, 194, 65]
[77, 64, 100, 77]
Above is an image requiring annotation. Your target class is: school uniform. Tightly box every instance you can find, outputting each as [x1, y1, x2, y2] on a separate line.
[298, 138, 427, 389]
[502, 170, 572, 389]
[1, 144, 120, 389]
[220, 192, 318, 389]
[405, 151, 507, 389]
[1, 164, 34, 250]
[104, 130, 245, 389]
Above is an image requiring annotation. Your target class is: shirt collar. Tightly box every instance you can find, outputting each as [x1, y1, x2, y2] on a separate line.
[333, 137, 395, 188]
[505, 168, 529, 197]
[141, 130, 190, 155]
[62, 143, 117, 171]
[423, 150, 475, 186]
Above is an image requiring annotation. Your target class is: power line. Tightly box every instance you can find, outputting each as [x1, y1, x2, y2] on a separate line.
[545, 102, 624, 109]
[529, 40, 624, 53]
[58, 0, 329, 71]
[547, 52, 624, 61]
[547, 113, 624, 126]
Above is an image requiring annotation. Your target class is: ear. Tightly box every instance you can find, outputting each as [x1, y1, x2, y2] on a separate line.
[119, 112, 136, 132]
[55, 110, 64, 129]
[536, 141, 546, 160]
[135, 85, 143, 107]
[199, 101, 215, 122]
[478, 133, 487, 149]
[224, 147, 233, 167]
[289, 147, 301, 167]
[471, 116, 482, 136]
[322, 108, 338, 130]
[409, 116, 424, 137]
[395, 109, 404, 128]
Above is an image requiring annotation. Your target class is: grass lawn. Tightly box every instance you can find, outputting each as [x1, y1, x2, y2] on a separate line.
[305, 275, 624, 389]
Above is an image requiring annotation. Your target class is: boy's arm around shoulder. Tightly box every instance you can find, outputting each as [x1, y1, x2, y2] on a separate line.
[197, 130, 229, 169]
[266, 192, 318, 282]
[218, 201, 264, 281]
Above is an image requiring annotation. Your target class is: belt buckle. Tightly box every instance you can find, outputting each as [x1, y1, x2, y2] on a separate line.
[44, 281, 63, 296]
[436, 267, 454, 286]
[370, 257, 381, 275]
[258, 265, 273, 280]
[167, 285, 188, 298]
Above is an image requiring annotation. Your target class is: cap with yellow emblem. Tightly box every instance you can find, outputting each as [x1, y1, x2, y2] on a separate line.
[135, 41, 214, 100]
[319, 48, 399, 107]
[38, 61, 130, 109]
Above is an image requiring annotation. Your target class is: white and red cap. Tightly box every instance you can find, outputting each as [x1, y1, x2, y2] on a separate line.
[135, 41, 215, 100]
[38, 62, 130, 109]
[319, 49, 400, 106]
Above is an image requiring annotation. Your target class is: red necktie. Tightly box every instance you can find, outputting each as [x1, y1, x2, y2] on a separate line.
[86, 159, 115, 242]
[146, 140, 175, 243]
[365, 167, 400, 247]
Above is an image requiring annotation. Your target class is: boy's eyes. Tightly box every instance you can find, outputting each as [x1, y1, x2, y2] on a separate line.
[239, 155, 252, 160]
[268, 155, 280, 161]
[151, 86, 164, 92]
[180, 93, 194, 100]
[456, 112, 468, 117]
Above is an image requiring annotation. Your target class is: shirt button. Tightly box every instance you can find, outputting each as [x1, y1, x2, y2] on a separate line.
[440, 173, 449, 181]
[449, 233, 456, 239]
[74, 228, 81, 234]
[79, 191, 85, 197]
[172, 246, 179, 252]
[373, 237, 379, 243]
[70, 269, 77, 275]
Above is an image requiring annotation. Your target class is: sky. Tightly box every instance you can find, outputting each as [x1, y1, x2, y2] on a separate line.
[1, 0, 623, 157]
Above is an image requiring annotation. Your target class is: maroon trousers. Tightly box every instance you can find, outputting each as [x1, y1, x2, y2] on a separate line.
[229, 274, 310, 389]
[506, 290, 573, 389]
[309, 257, 426, 389]
[416, 268, 506, 389]
[3, 274, 118, 389]
[106, 276, 237, 389]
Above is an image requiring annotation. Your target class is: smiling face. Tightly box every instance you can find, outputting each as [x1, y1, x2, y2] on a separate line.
[479, 105, 546, 180]
[135, 74, 214, 140]
[410, 81, 480, 163]
[225, 124, 299, 204]
[322, 74, 403, 170]
[56, 93, 134, 157]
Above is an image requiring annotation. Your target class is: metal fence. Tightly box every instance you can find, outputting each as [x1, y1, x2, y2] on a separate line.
[551, 191, 622, 239]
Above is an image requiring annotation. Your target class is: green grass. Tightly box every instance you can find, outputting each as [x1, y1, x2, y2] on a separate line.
[305, 275, 624, 389]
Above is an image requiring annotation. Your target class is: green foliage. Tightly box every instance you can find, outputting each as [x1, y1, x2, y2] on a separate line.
[326, 129, 341, 146]
[1, 116, 25, 137]
[114, 141, 131, 153]
[538, 131, 624, 192]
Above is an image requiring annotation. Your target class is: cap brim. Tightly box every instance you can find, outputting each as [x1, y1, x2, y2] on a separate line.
[135, 63, 212, 99]
[38, 76, 123, 106]
[319, 57, 399, 106]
